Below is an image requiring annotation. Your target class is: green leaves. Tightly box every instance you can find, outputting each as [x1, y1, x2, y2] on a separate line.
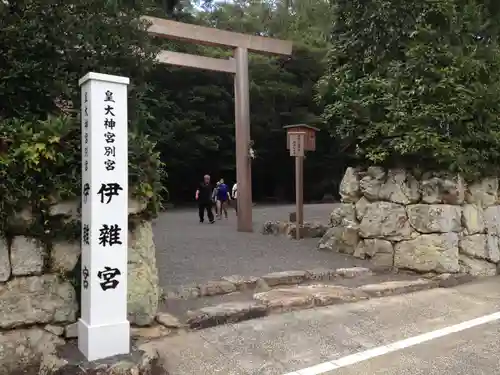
[0, 115, 165, 236]
[0, 1, 166, 235]
[319, 0, 500, 179]
[0, 0, 160, 121]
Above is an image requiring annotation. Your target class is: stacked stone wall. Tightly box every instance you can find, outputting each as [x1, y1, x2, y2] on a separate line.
[0, 199, 160, 374]
[319, 167, 500, 276]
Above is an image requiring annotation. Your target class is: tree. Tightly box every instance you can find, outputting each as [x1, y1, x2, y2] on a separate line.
[0, 0, 166, 219]
[0, 0, 159, 123]
[319, 0, 500, 179]
[155, 0, 339, 201]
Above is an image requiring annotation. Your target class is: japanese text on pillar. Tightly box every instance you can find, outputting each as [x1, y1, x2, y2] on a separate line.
[97, 89, 122, 292]
[82, 90, 90, 290]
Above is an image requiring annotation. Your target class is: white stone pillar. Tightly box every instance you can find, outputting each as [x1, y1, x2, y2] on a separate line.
[78, 72, 130, 361]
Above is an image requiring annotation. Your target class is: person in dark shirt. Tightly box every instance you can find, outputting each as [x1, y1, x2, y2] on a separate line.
[216, 178, 231, 219]
[195, 174, 215, 224]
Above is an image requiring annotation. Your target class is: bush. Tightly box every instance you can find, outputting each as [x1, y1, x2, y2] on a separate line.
[318, 0, 500, 179]
[0, 0, 166, 239]
[0, 0, 159, 124]
[0, 115, 166, 240]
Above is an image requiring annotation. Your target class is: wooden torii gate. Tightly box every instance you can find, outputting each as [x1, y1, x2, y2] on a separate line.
[142, 16, 293, 232]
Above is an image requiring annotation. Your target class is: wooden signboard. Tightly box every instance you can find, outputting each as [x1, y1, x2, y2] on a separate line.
[289, 132, 305, 157]
[283, 124, 319, 240]
[285, 124, 319, 151]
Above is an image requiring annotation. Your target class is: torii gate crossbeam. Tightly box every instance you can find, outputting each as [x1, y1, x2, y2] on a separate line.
[142, 16, 293, 232]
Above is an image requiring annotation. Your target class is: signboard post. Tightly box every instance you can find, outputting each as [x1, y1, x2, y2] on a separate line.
[289, 132, 305, 240]
[78, 72, 130, 361]
[284, 124, 319, 240]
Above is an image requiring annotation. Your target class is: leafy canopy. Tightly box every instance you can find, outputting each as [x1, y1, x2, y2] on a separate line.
[318, 0, 500, 179]
[0, 0, 166, 238]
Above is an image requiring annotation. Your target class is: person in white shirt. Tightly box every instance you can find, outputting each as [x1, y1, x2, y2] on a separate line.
[231, 182, 238, 216]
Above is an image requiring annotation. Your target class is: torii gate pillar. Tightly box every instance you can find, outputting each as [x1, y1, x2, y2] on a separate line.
[142, 16, 293, 232]
[234, 47, 252, 232]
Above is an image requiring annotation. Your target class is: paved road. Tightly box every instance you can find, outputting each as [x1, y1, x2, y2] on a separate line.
[153, 204, 368, 288]
[151, 276, 500, 375]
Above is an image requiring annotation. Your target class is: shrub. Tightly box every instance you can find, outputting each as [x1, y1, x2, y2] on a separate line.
[0, 115, 166, 240]
[318, 0, 500, 179]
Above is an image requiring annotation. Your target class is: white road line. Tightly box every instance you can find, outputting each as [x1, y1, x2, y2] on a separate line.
[281, 311, 500, 375]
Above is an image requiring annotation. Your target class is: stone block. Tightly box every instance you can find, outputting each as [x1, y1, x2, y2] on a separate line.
[44, 324, 64, 337]
[306, 268, 337, 281]
[378, 169, 420, 204]
[164, 284, 200, 300]
[0, 275, 77, 329]
[10, 236, 45, 276]
[50, 241, 80, 273]
[355, 197, 370, 221]
[186, 302, 268, 330]
[354, 239, 393, 265]
[254, 278, 271, 293]
[486, 235, 500, 263]
[359, 166, 385, 200]
[329, 203, 356, 227]
[335, 267, 373, 278]
[465, 178, 499, 208]
[359, 202, 413, 241]
[49, 201, 79, 221]
[462, 204, 485, 235]
[0, 237, 11, 282]
[420, 173, 465, 204]
[459, 255, 497, 276]
[156, 312, 183, 328]
[318, 226, 359, 254]
[64, 322, 78, 339]
[262, 220, 291, 235]
[129, 198, 148, 215]
[305, 284, 369, 306]
[262, 270, 307, 286]
[254, 288, 315, 312]
[127, 221, 160, 326]
[221, 275, 259, 290]
[254, 284, 368, 312]
[394, 233, 459, 273]
[459, 234, 500, 264]
[339, 167, 362, 203]
[432, 273, 476, 288]
[287, 222, 328, 239]
[407, 204, 461, 233]
[484, 206, 500, 235]
[358, 279, 437, 297]
[0, 328, 64, 375]
[44, 341, 161, 375]
[131, 325, 172, 340]
[199, 280, 237, 296]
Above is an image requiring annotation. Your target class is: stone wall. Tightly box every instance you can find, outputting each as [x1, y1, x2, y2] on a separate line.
[0, 199, 160, 374]
[319, 167, 500, 276]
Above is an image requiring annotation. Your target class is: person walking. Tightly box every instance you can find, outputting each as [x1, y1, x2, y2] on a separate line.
[231, 182, 238, 216]
[195, 174, 215, 224]
[216, 178, 231, 219]
[212, 181, 221, 217]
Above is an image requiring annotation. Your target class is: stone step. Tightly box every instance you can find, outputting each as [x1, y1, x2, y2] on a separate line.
[155, 271, 475, 333]
[182, 279, 435, 330]
[162, 267, 377, 301]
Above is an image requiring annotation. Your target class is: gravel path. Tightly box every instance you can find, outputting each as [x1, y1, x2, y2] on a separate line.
[153, 203, 368, 288]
